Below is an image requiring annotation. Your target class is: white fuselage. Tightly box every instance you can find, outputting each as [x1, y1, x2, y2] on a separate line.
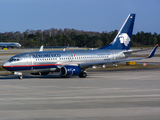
[2, 49, 129, 74]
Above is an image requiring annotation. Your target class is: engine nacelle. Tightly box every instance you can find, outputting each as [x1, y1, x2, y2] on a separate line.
[60, 66, 82, 77]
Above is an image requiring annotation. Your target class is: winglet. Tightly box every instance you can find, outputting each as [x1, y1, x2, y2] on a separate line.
[147, 44, 158, 58]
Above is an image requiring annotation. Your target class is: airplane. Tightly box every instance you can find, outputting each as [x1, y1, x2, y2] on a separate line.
[0, 42, 21, 49]
[2, 14, 158, 79]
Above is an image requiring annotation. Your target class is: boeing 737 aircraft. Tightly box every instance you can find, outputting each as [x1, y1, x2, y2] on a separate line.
[2, 14, 158, 79]
[0, 42, 21, 49]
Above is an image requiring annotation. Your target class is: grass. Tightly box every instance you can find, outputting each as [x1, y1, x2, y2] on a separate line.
[0, 65, 6, 71]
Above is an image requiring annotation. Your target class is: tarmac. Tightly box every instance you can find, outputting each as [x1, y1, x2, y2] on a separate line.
[0, 69, 160, 120]
[0, 48, 160, 120]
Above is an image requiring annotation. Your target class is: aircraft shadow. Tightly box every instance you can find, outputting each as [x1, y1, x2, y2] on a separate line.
[0, 74, 68, 80]
[0, 73, 83, 80]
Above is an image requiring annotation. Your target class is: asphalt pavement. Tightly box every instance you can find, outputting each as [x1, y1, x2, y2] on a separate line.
[0, 69, 160, 120]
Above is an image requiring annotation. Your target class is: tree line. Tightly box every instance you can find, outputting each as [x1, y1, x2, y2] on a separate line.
[0, 28, 159, 48]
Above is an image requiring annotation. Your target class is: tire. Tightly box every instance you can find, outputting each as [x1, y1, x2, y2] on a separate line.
[18, 75, 23, 79]
[79, 72, 87, 78]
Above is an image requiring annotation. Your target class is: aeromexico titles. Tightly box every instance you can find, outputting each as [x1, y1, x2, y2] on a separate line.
[2, 14, 158, 79]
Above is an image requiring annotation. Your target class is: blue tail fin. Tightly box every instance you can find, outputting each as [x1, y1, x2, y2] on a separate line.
[99, 14, 135, 50]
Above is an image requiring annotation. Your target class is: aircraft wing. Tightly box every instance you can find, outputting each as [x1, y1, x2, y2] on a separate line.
[79, 57, 143, 68]
[123, 44, 158, 54]
[123, 49, 150, 54]
[79, 44, 158, 69]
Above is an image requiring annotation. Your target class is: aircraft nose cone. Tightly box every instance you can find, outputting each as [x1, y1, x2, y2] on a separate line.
[2, 62, 10, 70]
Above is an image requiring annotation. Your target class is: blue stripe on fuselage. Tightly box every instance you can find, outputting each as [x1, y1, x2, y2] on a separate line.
[3, 64, 59, 71]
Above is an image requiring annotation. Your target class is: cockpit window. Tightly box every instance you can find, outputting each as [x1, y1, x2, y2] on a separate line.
[9, 58, 20, 62]
[9, 58, 14, 61]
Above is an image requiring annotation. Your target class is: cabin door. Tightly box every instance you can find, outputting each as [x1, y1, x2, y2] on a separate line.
[112, 52, 116, 60]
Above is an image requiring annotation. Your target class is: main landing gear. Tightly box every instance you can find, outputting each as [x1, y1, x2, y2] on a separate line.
[79, 72, 87, 78]
[60, 72, 87, 78]
[18, 75, 23, 79]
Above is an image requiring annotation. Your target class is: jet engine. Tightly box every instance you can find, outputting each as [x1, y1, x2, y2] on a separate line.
[60, 66, 82, 77]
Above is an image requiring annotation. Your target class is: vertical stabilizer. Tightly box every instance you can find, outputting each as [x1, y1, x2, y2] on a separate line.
[39, 45, 43, 51]
[99, 14, 135, 50]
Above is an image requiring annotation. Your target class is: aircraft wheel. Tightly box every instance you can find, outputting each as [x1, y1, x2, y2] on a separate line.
[79, 72, 87, 78]
[18, 75, 23, 79]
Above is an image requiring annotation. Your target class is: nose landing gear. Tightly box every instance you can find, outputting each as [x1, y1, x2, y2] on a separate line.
[13, 72, 23, 79]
